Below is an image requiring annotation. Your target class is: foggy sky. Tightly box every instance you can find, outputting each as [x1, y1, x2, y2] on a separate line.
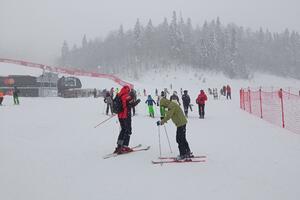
[1, 0, 299, 65]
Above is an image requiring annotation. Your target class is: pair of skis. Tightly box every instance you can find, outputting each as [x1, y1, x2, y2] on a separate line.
[103, 144, 150, 159]
[152, 155, 206, 164]
[103, 144, 206, 164]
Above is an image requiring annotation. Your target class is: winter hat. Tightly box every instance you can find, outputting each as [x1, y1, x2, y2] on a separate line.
[184, 90, 188, 94]
[161, 91, 165, 97]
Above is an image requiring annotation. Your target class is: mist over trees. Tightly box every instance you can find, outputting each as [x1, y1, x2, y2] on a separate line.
[58, 11, 300, 79]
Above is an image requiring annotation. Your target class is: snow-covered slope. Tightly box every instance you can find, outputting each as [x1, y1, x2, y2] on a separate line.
[1, 63, 300, 200]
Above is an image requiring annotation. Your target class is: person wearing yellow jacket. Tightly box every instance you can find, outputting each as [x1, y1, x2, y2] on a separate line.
[156, 97, 193, 160]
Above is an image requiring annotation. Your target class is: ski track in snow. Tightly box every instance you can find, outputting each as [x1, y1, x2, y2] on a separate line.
[1, 63, 300, 200]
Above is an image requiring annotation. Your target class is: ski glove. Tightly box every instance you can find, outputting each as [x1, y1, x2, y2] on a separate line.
[156, 121, 161, 126]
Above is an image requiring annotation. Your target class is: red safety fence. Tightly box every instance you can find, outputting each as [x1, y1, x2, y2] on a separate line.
[240, 88, 300, 134]
[0, 58, 133, 88]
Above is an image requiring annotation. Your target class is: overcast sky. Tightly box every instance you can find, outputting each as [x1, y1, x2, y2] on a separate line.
[0, 0, 299, 65]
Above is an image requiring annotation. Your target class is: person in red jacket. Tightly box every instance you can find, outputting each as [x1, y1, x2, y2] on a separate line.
[226, 85, 231, 100]
[196, 90, 208, 119]
[114, 85, 140, 154]
[0, 89, 4, 105]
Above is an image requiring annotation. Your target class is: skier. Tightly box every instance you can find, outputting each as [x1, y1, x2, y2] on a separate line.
[155, 88, 158, 96]
[213, 88, 218, 99]
[226, 85, 231, 100]
[129, 88, 137, 116]
[110, 87, 114, 98]
[13, 86, 20, 105]
[157, 91, 166, 120]
[156, 98, 193, 160]
[163, 88, 169, 98]
[145, 95, 156, 118]
[104, 91, 113, 115]
[0, 89, 4, 105]
[143, 89, 147, 96]
[222, 85, 227, 96]
[93, 88, 97, 98]
[115, 88, 119, 96]
[114, 85, 141, 154]
[196, 90, 207, 119]
[170, 91, 181, 105]
[181, 90, 191, 117]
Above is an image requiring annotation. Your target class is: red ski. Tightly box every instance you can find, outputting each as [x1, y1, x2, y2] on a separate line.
[158, 155, 206, 159]
[152, 158, 206, 164]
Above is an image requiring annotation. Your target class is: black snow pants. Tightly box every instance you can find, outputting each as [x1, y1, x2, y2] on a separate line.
[183, 104, 189, 116]
[117, 117, 132, 147]
[198, 104, 205, 118]
[176, 125, 191, 156]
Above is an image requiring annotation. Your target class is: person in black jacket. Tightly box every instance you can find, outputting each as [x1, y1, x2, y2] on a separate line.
[13, 86, 20, 105]
[129, 88, 137, 116]
[181, 90, 191, 117]
[104, 91, 113, 115]
[170, 91, 181, 105]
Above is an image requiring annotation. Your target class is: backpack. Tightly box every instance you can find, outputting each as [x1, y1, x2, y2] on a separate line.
[112, 95, 124, 114]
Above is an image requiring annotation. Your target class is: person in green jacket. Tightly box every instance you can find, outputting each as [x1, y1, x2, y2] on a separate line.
[156, 97, 193, 160]
[157, 91, 166, 120]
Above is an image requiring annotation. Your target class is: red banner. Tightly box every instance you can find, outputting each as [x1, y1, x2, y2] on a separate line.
[0, 58, 134, 88]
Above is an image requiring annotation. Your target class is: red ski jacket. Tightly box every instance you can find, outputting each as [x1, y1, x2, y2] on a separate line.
[117, 85, 132, 119]
[226, 85, 231, 93]
[196, 91, 207, 105]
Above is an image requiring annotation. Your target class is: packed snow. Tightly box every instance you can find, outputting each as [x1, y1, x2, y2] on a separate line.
[1, 63, 300, 200]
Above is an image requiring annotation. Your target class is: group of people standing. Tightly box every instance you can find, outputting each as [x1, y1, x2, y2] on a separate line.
[107, 85, 213, 161]
[0, 86, 20, 106]
[154, 89, 208, 119]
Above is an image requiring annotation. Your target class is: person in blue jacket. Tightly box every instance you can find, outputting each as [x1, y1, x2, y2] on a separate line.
[145, 95, 156, 118]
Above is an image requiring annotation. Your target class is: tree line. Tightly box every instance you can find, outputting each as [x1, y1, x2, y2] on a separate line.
[58, 11, 300, 79]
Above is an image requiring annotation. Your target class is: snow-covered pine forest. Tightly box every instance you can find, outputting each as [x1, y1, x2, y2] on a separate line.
[58, 11, 300, 79]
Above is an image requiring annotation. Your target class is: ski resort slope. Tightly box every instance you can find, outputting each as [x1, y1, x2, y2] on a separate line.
[1, 63, 300, 200]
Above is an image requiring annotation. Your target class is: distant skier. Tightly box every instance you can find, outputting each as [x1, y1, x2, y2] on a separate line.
[213, 88, 218, 99]
[0, 89, 4, 105]
[143, 89, 147, 96]
[145, 95, 156, 118]
[13, 86, 20, 105]
[181, 90, 191, 117]
[114, 85, 141, 154]
[156, 98, 193, 160]
[170, 91, 181, 106]
[157, 91, 166, 120]
[196, 90, 207, 119]
[226, 85, 231, 100]
[104, 91, 113, 115]
[163, 88, 169, 98]
[222, 85, 227, 96]
[115, 88, 119, 96]
[93, 88, 97, 98]
[110, 87, 114, 98]
[155, 88, 158, 96]
[129, 88, 137, 116]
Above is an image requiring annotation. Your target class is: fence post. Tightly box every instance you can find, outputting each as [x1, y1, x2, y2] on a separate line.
[240, 88, 243, 109]
[279, 88, 285, 128]
[243, 89, 246, 110]
[248, 87, 252, 113]
[259, 87, 263, 118]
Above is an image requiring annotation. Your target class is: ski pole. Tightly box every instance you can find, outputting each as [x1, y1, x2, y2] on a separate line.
[94, 115, 116, 128]
[158, 126, 162, 157]
[163, 124, 173, 153]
